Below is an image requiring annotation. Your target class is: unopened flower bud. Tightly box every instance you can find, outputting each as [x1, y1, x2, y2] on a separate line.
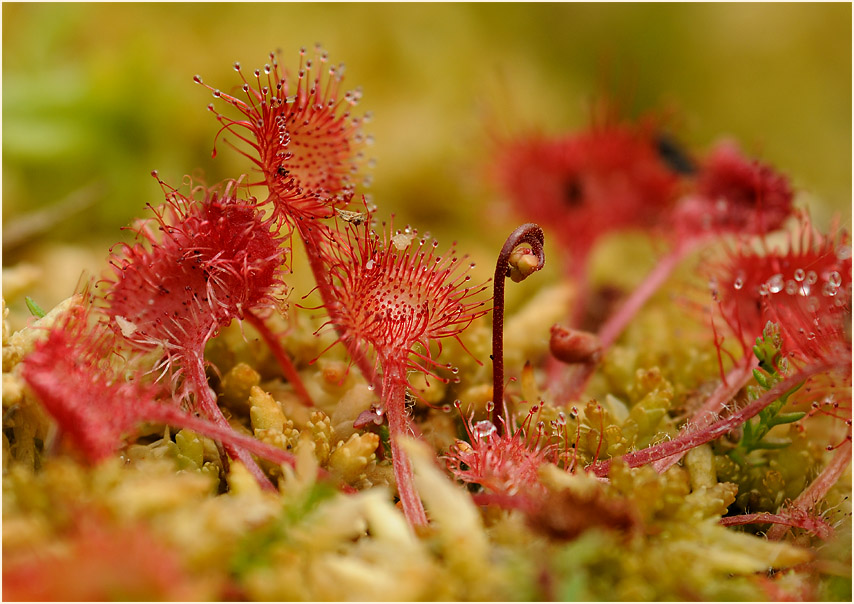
[549, 324, 601, 364]
[508, 247, 540, 283]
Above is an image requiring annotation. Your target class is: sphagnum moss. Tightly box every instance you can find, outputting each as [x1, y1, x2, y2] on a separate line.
[2, 45, 851, 602]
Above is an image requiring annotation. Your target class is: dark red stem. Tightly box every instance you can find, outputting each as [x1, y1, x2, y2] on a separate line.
[298, 222, 381, 392]
[145, 404, 298, 469]
[184, 351, 276, 491]
[143, 402, 352, 491]
[244, 309, 315, 407]
[383, 361, 428, 526]
[492, 224, 545, 434]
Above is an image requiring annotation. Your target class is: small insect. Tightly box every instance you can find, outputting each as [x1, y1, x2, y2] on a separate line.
[655, 132, 696, 175]
[336, 209, 367, 225]
[276, 165, 289, 177]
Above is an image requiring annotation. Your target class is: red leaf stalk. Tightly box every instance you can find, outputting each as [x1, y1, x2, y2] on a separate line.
[243, 308, 314, 407]
[588, 358, 850, 477]
[719, 511, 834, 540]
[20, 302, 297, 474]
[765, 439, 852, 540]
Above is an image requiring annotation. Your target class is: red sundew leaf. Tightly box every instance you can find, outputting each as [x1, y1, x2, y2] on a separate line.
[19, 304, 160, 464]
[102, 177, 288, 371]
[21, 301, 299, 471]
[709, 212, 852, 366]
[99, 178, 291, 491]
[674, 141, 794, 238]
[445, 403, 556, 498]
[320, 215, 491, 376]
[494, 118, 680, 271]
[197, 45, 370, 224]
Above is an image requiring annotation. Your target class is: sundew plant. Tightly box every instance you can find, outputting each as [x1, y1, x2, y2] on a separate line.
[3, 41, 851, 602]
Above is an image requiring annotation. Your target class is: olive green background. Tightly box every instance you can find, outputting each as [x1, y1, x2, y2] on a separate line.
[3, 2, 851, 260]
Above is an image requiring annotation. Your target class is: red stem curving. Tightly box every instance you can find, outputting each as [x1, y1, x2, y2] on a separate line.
[588, 360, 844, 477]
[492, 224, 545, 434]
[244, 309, 315, 407]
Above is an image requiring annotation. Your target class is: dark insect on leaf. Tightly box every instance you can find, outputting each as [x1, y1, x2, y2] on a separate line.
[656, 132, 696, 175]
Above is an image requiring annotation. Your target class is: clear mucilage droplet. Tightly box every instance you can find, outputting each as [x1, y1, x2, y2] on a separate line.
[472, 421, 497, 440]
[767, 273, 784, 293]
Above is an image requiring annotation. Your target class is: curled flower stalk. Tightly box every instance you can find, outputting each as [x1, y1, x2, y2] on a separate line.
[491, 223, 545, 432]
[321, 215, 490, 526]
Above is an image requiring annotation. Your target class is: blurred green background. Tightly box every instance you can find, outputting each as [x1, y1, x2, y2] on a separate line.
[3, 2, 851, 314]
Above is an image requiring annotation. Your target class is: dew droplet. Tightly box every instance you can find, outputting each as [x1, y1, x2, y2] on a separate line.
[794, 268, 806, 282]
[441, 405, 451, 413]
[785, 280, 798, 295]
[366, 384, 375, 391]
[733, 277, 744, 290]
[485, 400, 495, 413]
[767, 273, 784, 293]
[806, 270, 818, 285]
[557, 412, 567, 426]
[837, 245, 852, 261]
[472, 421, 497, 440]
[828, 271, 842, 288]
[823, 282, 839, 297]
